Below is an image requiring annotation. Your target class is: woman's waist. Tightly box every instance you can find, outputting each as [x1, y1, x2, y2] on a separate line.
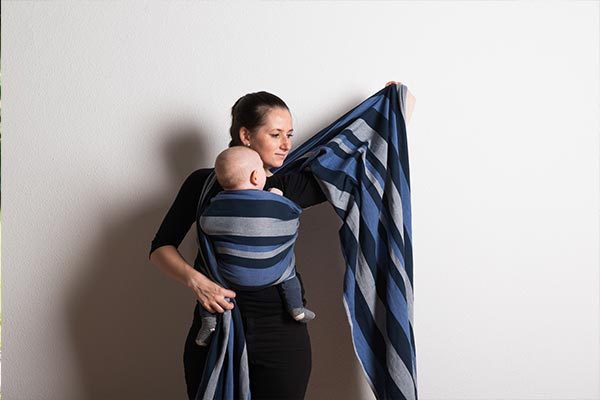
[235, 285, 286, 317]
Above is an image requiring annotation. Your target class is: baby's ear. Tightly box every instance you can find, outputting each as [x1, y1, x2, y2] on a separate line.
[249, 169, 259, 185]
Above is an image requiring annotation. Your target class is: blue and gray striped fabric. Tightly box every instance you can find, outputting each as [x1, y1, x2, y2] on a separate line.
[199, 190, 301, 291]
[195, 83, 416, 400]
[278, 83, 417, 400]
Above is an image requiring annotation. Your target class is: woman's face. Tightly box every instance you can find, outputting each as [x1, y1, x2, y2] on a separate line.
[243, 107, 293, 170]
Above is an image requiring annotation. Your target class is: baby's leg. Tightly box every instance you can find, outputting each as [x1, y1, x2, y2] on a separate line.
[278, 276, 316, 323]
[195, 308, 217, 346]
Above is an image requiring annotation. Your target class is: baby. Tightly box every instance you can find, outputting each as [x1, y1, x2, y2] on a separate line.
[196, 146, 316, 346]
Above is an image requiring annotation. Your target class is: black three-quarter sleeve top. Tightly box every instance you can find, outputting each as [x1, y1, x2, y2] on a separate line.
[150, 169, 326, 255]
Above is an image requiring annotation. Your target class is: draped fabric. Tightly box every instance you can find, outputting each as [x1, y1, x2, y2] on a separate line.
[194, 174, 250, 400]
[199, 190, 301, 290]
[195, 84, 416, 400]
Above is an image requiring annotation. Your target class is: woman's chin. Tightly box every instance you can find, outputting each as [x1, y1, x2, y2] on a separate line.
[268, 160, 285, 169]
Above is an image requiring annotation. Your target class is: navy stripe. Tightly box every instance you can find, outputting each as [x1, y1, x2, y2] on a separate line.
[204, 198, 300, 220]
[209, 234, 296, 246]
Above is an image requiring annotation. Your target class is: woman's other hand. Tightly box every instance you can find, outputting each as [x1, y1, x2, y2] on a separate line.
[385, 81, 402, 87]
[187, 270, 236, 313]
[150, 245, 236, 313]
[384, 81, 416, 125]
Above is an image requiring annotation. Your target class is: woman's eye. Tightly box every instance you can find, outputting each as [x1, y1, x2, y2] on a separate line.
[270, 133, 279, 138]
[287, 134, 294, 139]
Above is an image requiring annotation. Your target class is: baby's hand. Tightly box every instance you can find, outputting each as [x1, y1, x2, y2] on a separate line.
[268, 187, 283, 196]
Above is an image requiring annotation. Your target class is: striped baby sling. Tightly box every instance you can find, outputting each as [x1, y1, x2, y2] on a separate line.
[198, 189, 301, 290]
[194, 83, 417, 400]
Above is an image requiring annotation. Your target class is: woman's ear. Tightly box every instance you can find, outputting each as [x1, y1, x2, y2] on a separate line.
[239, 127, 251, 146]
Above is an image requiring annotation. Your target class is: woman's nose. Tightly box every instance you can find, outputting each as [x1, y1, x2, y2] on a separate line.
[280, 136, 290, 150]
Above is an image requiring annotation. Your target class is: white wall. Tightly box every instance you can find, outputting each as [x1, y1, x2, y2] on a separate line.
[3, 2, 599, 399]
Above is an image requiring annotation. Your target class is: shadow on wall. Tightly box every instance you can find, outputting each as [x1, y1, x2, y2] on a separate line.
[65, 122, 375, 400]
[66, 123, 208, 400]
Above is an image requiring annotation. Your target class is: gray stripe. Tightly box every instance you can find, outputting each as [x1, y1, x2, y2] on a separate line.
[381, 216, 414, 324]
[216, 236, 296, 259]
[200, 216, 299, 237]
[397, 84, 407, 122]
[318, 180, 352, 207]
[347, 118, 389, 170]
[384, 174, 405, 242]
[239, 344, 250, 399]
[202, 311, 232, 400]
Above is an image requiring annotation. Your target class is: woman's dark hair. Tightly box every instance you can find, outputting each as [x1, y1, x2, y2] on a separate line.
[229, 91, 289, 147]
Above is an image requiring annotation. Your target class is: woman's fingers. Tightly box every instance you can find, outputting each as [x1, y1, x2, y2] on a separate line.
[192, 275, 237, 313]
[208, 302, 225, 314]
[221, 287, 236, 300]
[205, 286, 236, 312]
[216, 295, 234, 311]
[213, 287, 235, 311]
[385, 81, 402, 87]
[200, 295, 228, 313]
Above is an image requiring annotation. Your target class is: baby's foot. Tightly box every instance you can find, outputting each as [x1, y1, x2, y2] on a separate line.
[290, 308, 316, 323]
[195, 319, 217, 346]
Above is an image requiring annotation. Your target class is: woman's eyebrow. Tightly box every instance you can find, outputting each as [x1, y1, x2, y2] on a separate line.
[271, 128, 294, 133]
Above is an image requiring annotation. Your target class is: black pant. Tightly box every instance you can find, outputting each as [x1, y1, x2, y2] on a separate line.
[184, 285, 312, 400]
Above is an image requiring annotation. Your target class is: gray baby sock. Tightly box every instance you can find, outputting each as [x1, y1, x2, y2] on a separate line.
[195, 318, 217, 346]
[290, 308, 316, 323]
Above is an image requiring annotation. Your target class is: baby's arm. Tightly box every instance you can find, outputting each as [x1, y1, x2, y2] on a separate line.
[268, 187, 283, 196]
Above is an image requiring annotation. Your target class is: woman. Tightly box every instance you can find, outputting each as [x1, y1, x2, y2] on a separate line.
[150, 91, 327, 399]
[150, 81, 413, 400]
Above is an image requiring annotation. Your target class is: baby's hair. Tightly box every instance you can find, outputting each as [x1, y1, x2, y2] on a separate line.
[215, 146, 262, 190]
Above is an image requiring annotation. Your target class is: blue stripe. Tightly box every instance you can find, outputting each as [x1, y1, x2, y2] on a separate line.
[213, 241, 284, 252]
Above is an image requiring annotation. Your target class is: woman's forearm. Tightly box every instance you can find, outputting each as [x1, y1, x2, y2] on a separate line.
[150, 245, 236, 313]
[150, 245, 197, 287]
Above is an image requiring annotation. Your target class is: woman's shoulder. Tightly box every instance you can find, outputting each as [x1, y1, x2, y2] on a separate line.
[184, 168, 214, 185]
[149, 167, 215, 255]
[175, 168, 215, 203]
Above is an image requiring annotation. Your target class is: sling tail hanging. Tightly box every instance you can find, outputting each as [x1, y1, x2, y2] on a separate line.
[278, 83, 417, 400]
[195, 83, 417, 400]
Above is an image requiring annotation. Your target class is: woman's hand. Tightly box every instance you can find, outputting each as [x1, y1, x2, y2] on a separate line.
[384, 80, 416, 125]
[186, 270, 236, 313]
[150, 245, 236, 313]
[385, 81, 402, 87]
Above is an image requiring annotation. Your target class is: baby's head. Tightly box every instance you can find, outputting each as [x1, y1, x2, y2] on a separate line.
[215, 146, 267, 191]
